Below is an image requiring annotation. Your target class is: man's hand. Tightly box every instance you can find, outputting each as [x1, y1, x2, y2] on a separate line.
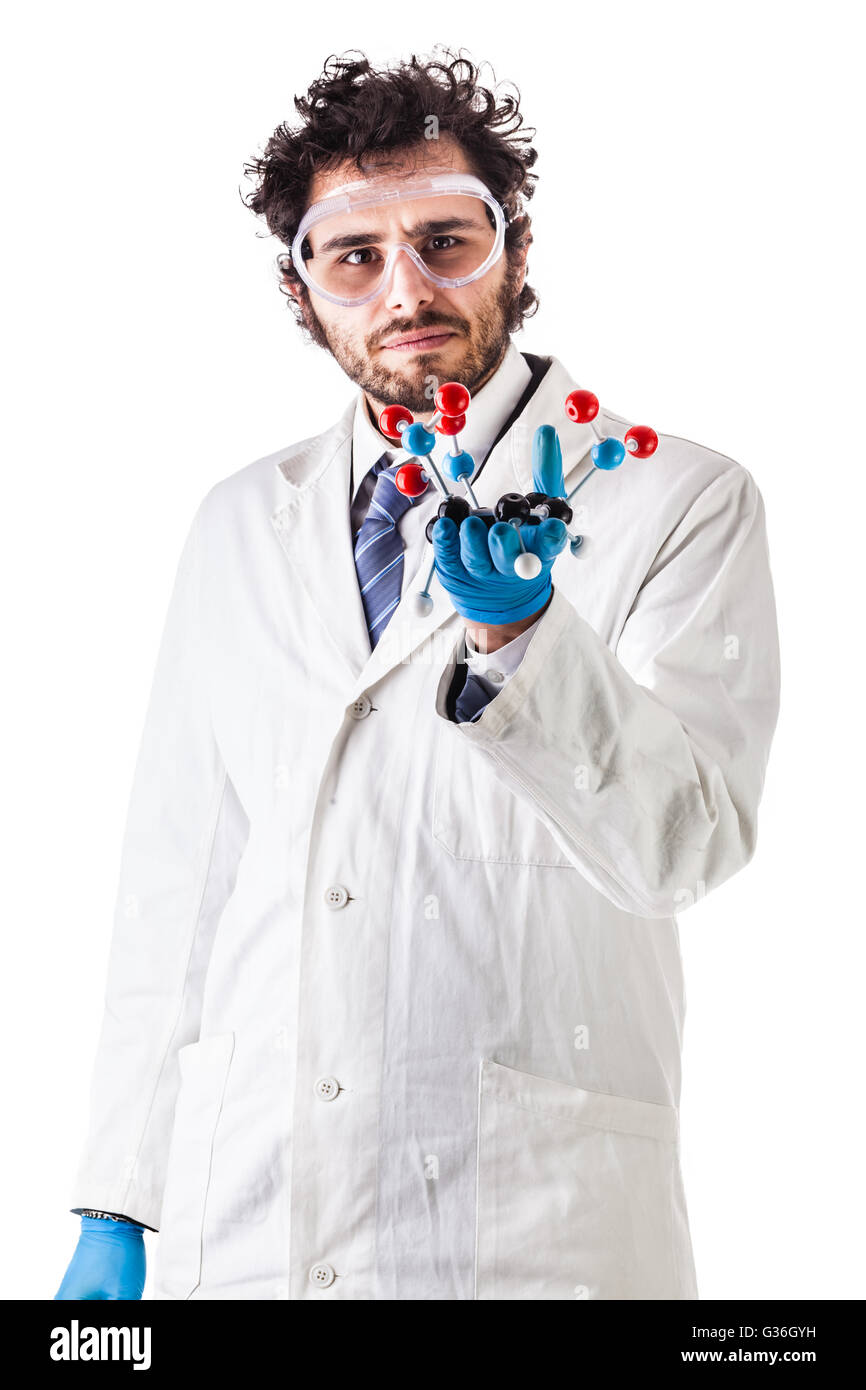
[54, 1217, 146, 1300]
[431, 424, 569, 633]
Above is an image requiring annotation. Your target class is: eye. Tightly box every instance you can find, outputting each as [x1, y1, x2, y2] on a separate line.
[426, 235, 461, 252]
[342, 247, 382, 266]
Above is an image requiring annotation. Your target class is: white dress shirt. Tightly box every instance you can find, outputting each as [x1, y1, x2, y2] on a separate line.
[463, 615, 543, 697]
[350, 342, 542, 684]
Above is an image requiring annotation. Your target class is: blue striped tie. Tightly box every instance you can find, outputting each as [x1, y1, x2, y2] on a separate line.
[454, 669, 494, 723]
[353, 455, 422, 648]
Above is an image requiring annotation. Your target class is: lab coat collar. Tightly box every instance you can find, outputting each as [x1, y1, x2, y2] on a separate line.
[270, 348, 597, 699]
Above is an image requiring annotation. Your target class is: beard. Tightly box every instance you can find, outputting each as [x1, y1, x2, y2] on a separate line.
[300, 258, 524, 415]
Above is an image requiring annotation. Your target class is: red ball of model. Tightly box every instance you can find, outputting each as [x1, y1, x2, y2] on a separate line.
[624, 424, 659, 458]
[565, 388, 599, 424]
[394, 462, 429, 498]
[436, 412, 466, 436]
[435, 382, 470, 415]
[379, 404, 413, 440]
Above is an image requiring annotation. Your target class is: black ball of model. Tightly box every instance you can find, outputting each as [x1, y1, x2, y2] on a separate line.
[525, 492, 574, 525]
[424, 495, 471, 543]
[494, 492, 531, 522]
[425, 491, 572, 542]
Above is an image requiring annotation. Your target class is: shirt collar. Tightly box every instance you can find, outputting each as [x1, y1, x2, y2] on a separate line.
[350, 339, 533, 500]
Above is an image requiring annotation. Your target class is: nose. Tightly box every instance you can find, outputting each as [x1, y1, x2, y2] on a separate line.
[380, 246, 436, 315]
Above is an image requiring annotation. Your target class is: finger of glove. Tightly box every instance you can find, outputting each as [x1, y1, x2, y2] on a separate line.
[531, 425, 566, 498]
[459, 515, 496, 579]
[431, 516, 467, 581]
[523, 516, 568, 561]
[488, 522, 523, 575]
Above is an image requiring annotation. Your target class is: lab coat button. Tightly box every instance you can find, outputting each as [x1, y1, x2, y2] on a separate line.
[486, 669, 504, 684]
[309, 1262, 336, 1289]
[313, 1075, 340, 1102]
[324, 884, 349, 909]
[349, 694, 373, 719]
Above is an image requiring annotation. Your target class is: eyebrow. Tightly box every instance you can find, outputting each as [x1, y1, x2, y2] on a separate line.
[313, 216, 484, 256]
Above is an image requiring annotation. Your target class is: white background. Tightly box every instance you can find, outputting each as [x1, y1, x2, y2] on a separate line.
[2, 0, 863, 1300]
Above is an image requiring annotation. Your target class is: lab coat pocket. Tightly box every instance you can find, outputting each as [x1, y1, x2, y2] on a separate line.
[152, 1031, 235, 1300]
[433, 723, 574, 867]
[475, 1058, 690, 1300]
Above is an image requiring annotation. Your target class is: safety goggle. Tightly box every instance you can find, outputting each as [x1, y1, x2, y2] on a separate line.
[288, 171, 508, 308]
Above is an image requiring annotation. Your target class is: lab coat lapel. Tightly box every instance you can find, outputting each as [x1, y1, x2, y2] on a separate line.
[269, 400, 458, 688]
[269, 355, 598, 700]
[269, 400, 374, 684]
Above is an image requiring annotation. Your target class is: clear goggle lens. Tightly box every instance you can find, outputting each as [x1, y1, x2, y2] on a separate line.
[291, 182, 506, 306]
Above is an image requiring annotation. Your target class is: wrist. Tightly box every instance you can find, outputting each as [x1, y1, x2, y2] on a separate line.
[80, 1215, 145, 1236]
[464, 587, 553, 653]
[76, 1209, 144, 1231]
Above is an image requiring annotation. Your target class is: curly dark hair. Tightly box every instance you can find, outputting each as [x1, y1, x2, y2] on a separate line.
[240, 47, 539, 334]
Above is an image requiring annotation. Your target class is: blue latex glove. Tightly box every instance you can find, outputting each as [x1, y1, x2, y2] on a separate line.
[54, 1216, 146, 1300]
[431, 424, 569, 624]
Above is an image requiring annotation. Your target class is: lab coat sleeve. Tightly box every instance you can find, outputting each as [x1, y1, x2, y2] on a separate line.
[67, 499, 249, 1231]
[439, 465, 780, 918]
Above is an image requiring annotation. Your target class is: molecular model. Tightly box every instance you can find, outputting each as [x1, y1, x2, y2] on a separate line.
[378, 381, 659, 617]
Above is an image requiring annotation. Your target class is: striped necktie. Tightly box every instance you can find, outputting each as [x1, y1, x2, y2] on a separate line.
[353, 455, 421, 648]
[454, 668, 494, 723]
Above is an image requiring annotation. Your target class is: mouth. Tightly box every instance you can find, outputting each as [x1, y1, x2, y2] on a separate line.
[380, 329, 457, 354]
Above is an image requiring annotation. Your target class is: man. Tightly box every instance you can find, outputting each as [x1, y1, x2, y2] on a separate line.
[56, 50, 780, 1301]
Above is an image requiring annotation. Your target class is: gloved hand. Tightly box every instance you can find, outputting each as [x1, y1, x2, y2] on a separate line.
[54, 1216, 146, 1300]
[431, 424, 569, 624]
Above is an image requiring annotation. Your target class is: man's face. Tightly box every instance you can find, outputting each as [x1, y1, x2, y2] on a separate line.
[288, 137, 527, 418]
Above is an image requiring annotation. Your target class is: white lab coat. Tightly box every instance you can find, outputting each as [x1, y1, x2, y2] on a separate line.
[68, 350, 781, 1300]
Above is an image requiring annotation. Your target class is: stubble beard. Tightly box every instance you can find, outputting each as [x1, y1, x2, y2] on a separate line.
[301, 263, 523, 415]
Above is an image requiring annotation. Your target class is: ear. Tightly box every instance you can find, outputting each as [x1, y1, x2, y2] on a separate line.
[278, 254, 304, 306]
[283, 274, 317, 332]
[514, 234, 531, 292]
